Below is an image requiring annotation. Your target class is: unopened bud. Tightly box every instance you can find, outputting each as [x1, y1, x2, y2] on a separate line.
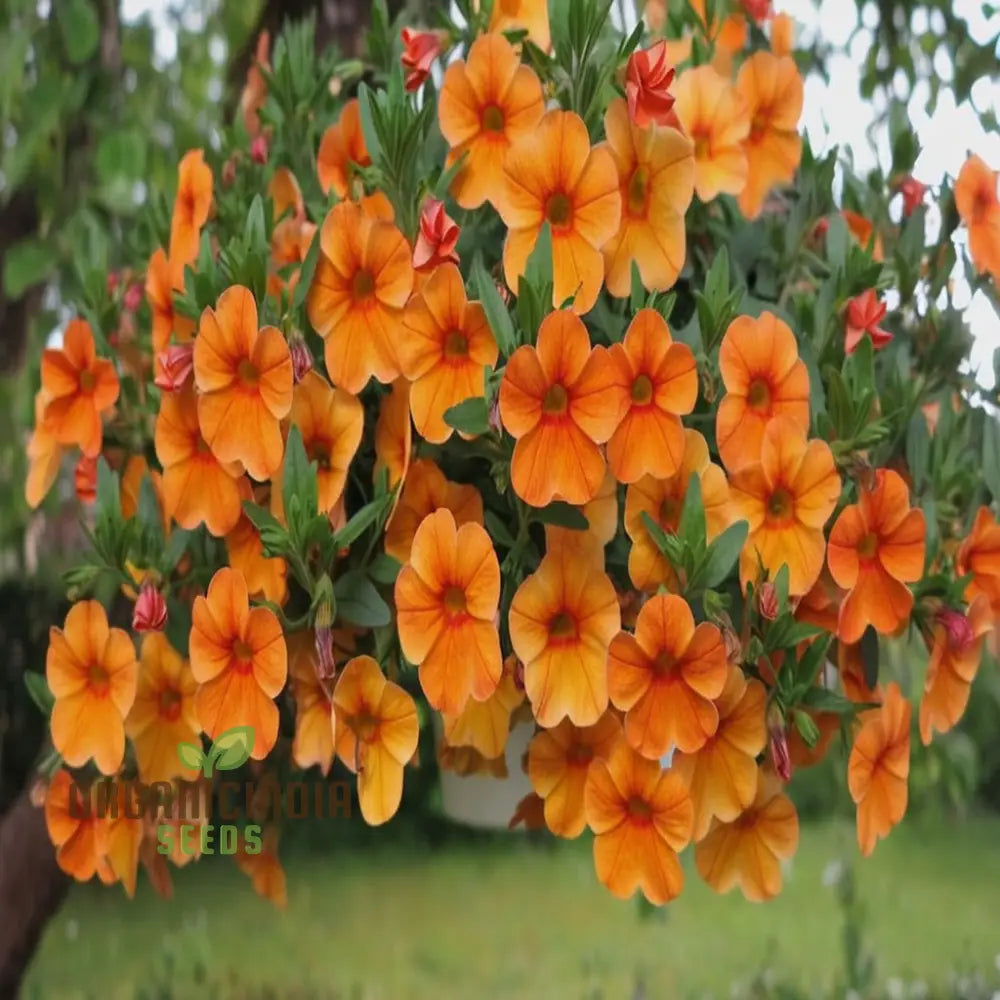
[289, 333, 313, 383]
[250, 134, 269, 164]
[74, 454, 98, 504]
[123, 281, 143, 313]
[154, 342, 194, 392]
[758, 581, 779, 621]
[133, 583, 168, 633]
[937, 607, 974, 652]
[722, 627, 743, 665]
[222, 156, 238, 188]
[314, 601, 336, 681]
[767, 705, 791, 782]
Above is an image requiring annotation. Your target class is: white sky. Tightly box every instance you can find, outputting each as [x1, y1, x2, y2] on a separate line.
[119, 0, 1000, 384]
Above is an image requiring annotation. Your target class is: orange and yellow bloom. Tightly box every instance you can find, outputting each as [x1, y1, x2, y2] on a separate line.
[395, 509, 502, 716]
[827, 469, 925, 644]
[955, 154, 1000, 282]
[169, 149, 213, 268]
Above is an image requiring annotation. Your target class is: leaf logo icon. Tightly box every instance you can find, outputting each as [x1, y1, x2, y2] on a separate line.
[175, 726, 255, 777]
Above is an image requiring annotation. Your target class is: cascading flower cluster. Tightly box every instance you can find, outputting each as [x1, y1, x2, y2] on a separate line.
[22, 0, 1000, 910]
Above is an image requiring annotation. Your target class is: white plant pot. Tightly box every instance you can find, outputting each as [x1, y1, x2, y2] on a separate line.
[438, 718, 535, 830]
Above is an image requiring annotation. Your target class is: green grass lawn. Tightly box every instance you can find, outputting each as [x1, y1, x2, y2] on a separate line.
[23, 816, 1000, 1000]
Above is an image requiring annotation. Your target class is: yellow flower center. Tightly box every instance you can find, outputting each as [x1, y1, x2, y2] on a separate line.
[750, 109, 771, 142]
[545, 192, 573, 229]
[767, 488, 793, 521]
[747, 377, 772, 413]
[159, 687, 182, 722]
[549, 611, 577, 641]
[858, 532, 878, 560]
[566, 742, 594, 766]
[307, 439, 332, 470]
[353, 269, 376, 299]
[481, 104, 505, 133]
[443, 585, 467, 616]
[542, 383, 569, 415]
[658, 496, 680, 530]
[626, 167, 649, 217]
[631, 373, 654, 405]
[652, 649, 678, 677]
[79, 369, 97, 393]
[627, 796, 652, 821]
[444, 329, 469, 359]
[692, 130, 711, 160]
[353, 710, 378, 743]
[88, 663, 110, 697]
[237, 358, 259, 386]
[232, 639, 254, 671]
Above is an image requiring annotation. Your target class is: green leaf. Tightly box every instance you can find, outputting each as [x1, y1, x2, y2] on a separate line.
[356, 83, 383, 163]
[801, 686, 867, 716]
[368, 553, 402, 585]
[824, 213, 848, 271]
[24, 672, 54, 717]
[474, 260, 517, 357]
[641, 511, 684, 565]
[58, 0, 100, 64]
[292, 226, 322, 313]
[282, 425, 319, 530]
[334, 570, 392, 627]
[443, 396, 490, 436]
[678, 474, 707, 553]
[859, 625, 879, 693]
[245, 194, 268, 252]
[333, 494, 393, 550]
[208, 726, 256, 773]
[792, 709, 820, 748]
[629, 261, 645, 314]
[95, 458, 121, 527]
[525, 221, 553, 290]
[3, 238, 54, 297]
[773, 565, 790, 615]
[704, 246, 730, 311]
[533, 502, 589, 530]
[175, 741, 206, 772]
[983, 414, 1000, 501]
[96, 130, 147, 186]
[697, 520, 748, 588]
[162, 529, 190, 573]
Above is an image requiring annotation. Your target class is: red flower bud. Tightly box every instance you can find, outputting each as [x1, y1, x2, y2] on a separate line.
[222, 156, 238, 188]
[740, 0, 772, 23]
[413, 197, 460, 271]
[74, 454, 98, 504]
[289, 334, 313, 384]
[767, 705, 791, 782]
[106, 271, 121, 294]
[897, 175, 926, 217]
[314, 600, 336, 681]
[812, 217, 830, 239]
[625, 40, 676, 128]
[123, 281, 143, 313]
[133, 583, 168, 633]
[400, 28, 441, 93]
[845, 288, 892, 354]
[758, 581, 779, 621]
[154, 343, 194, 392]
[723, 627, 743, 665]
[937, 607, 974, 652]
[250, 134, 269, 164]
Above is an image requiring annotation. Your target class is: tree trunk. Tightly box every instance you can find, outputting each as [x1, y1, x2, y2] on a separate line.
[0, 789, 69, 997]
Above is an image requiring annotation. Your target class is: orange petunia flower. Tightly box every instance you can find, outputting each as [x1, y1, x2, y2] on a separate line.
[735, 52, 803, 219]
[44, 770, 114, 883]
[841, 209, 884, 261]
[499, 110, 621, 314]
[395, 509, 502, 716]
[189, 567, 287, 759]
[155, 384, 245, 537]
[488, 0, 550, 51]
[332, 655, 419, 825]
[606, 309, 697, 482]
[276, 371, 364, 515]
[168, 150, 213, 268]
[673, 65, 750, 203]
[715, 311, 810, 472]
[500, 310, 625, 506]
[147, 248, 194, 356]
[672, 665, 767, 840]
[602, 98, 694, 298]
[317, 99, 369, 199]
[441, 663, 524, 760]
[384, 458, 483, 564]
[26, 390, 63, 509]
[236, 826, 288, 910]
[288, 630, 349, 775]
[103, 785, 143, 898]
[47, 602, 137, 778]
[399, 263, 499, 443]
[956, 506, 1000, 615]
[306, 199, 413, 394]
[508, 543, 620, 727]
[954, 154, 1000, 282]
[193, 285, 293, 481]
[845, 288, 892, 354]
[226, 506, 288, 606]
[827, 468, 925, 644]
[438, 33, 545, 211]
[729, 417, 841, 597]
[608, 593, 728, 758]
[584, 740, 693, 904]
[624, 429, 731, 591]
[40, 318, 119, 458]
[543, 468, 620, 558]
[528, 710, 622, 838]
[240, 31, 270, 138]
[374, 377, 413, 501]
[848, 681, 911, 856]
[919, 597, 993, 745]
[694, 768, 799, 900]
[125, 633, 200, 784]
